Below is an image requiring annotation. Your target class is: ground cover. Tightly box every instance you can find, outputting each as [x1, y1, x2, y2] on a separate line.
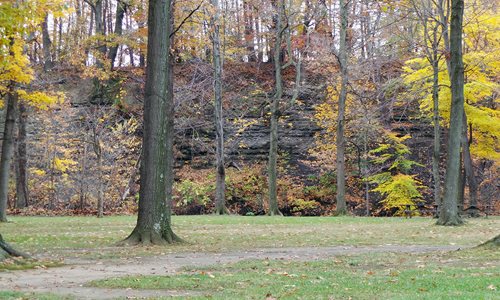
[90, 247, 499, 299]
[0, 216, 498, 299]
[1, 216, 498, 260]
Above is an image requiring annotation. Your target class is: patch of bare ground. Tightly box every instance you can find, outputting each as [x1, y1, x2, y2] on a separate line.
[0, 245, 463, 299]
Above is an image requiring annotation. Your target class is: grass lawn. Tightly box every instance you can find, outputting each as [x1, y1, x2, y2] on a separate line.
[0, 291, 71, 300]
[90, 247, 500, 299]
[0, 215, 498, 259]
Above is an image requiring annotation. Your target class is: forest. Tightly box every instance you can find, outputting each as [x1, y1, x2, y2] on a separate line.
[0, 0, 498, 222]
[0, 0, 499, 298]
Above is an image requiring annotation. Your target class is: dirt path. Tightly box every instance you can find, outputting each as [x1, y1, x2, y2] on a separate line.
[0, 245, 463, 299]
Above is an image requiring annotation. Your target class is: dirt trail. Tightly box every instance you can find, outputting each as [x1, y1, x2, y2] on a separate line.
[0, 245, 462, 299]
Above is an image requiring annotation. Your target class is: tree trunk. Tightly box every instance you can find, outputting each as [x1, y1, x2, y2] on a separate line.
[42, 14, 53, 71]
[431, 58, 441, 210]
[437, 0, 465, 226]
[212, 0, 228, 215]
[461, 113, 479, 217]
[108, 0, 127, 69]
[94, 0, 106, 67]
[96, 147, 104, 218]
[267, 0, 283, 216]
[15, 101, 29, 209]
[0, 84, 18, 222]
[335, 0, 349, 215]
[120, 0, 181, 245]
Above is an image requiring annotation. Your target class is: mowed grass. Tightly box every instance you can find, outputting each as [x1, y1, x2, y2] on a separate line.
[0, 215, 498, 259]
[0, 291, 71, 300]
[90, 248, 500, 299]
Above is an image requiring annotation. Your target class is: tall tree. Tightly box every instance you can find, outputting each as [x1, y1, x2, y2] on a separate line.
[267, 0, 284, 216]
[335, 0, 349, 215]
[437, 0, 464, 226]
[211, 0, 228, 215]
[120, 0, 181, 244]
[0, 83, 18, 222]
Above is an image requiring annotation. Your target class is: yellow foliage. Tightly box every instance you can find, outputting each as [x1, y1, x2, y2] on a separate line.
[401, 5, 500, 162]
[52, 157, 78, 173]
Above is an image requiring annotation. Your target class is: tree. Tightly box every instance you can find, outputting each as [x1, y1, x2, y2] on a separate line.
[120, 0, 181, 244]
[267, 0, 284, 216]
[437, 0, 465, 226]
[335, 0, 349, 215]
[211, 0, 228, 215]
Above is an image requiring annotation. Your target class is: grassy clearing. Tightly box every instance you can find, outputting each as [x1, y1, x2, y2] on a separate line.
[0, 215, 498, 259]
[90, 248, 500, 299]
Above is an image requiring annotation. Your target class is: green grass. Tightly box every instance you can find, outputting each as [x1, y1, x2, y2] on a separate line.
[0, 215, 498, 259]
[90, 248, 500, 299]
[0, 258, 63, 271]
[0, 291, 72, 300]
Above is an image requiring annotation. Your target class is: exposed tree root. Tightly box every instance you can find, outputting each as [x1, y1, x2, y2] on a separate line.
[477, 234, 500, 248]
[214, 206, 229, 215]
[0, 234, 30, 261]
[116, 228, 184, 246]
[436, 216, 464, 226]
[267, 209, 283, 216]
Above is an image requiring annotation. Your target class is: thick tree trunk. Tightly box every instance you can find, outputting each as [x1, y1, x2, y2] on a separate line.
[42, 14, 53, 71]
[120, 0, 181, 245]
[267, 0, 283, 216]
[0, 84, 18, 222]
[335, 0, 349, 215]
[437, 0, 464, 226]
[15, 101, 29, 209]
[212, 0, 228, 215]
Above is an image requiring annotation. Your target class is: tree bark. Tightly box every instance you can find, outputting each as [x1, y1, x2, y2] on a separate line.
[120, 0, 181, 245]
[0, 84, 18, 222]
[335, 0, 349, 215]
[431, 58, 441, 210]
[437, 0, 464, 226]
[267, 0, 283, 216]
[461, 113, 478, 217]
[212, 0, 228, 215]
[42, 14, 53, 71]
[15, 101, 29, 209]
[108, 0, 127, 69]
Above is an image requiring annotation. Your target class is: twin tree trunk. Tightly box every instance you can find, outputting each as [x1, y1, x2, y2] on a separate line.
[267, 0, 284, 216]
[335, 0, 349, 215]
[438, 0, 465, 226]
[0, 84, 18, 222]
[212, 0, 228, 215]
[120, 0, 180, 244]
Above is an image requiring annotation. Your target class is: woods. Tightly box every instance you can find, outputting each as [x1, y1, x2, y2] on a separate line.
[0, 0, 497, 225]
